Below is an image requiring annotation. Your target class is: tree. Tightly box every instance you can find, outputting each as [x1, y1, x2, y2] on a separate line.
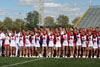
[0, 21, 4, 30]
[72, 17, 80, 25]
[44, 16, 55, 26]
[3, 17, 13, 30]
[25, 11, 39, 30]
[14, 18, 25, 31]
[56, 14, 69, 27]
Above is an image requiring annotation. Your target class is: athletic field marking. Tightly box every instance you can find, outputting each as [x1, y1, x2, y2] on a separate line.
[1, 58, 44, 67]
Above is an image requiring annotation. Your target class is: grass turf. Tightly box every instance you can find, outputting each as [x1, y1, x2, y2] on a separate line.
[0, 57, 100, 67]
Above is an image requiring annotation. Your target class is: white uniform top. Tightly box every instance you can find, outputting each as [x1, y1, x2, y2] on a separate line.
[69, 35, 74, 46]
[82, 35, 87, 47]
[49, 35, 54, 47]
[25, 35, 31, 47]
[15, 33, 20, 44]
[35, 36, 40, 47]
[19, 36, 24, 46]
[42, 35, 47, 47]
[0, 33, 6, 45]
[63, 34, 68, 46]
[88, 35, 93, 47]
[76, 33, 81, 45]
[4, 36, 10, 44]
[56, 36, 61, 47]
[93, 37, 98, 48]
[31, 35, 35, 46]
[10, 36, 16, 47]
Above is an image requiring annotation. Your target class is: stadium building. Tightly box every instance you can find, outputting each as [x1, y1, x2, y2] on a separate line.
[74, 6, 100, 28]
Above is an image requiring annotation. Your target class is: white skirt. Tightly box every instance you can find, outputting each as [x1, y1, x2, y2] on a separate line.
[35, 42, 40, 47]
[82, 42, 87, 47]
[56, 41, 61, 47]
[19, 41, 24, 46]
[63, 40, 68, 46]
[49, 41, 54, 47]
[76, 40, 81, 46]
[93, 43, 98, 49]
[88, 41, 93, 47]
[10, 41, 16, 47]
[42, 42, 47, 47]
[69, 40, 74, 47]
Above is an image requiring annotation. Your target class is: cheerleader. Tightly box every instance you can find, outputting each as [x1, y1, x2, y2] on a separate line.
[19, 33, 24, 57]
[76, 30, 82, 58]
[25, 32, 31, 57]
[35, 32, 40, 58]
[87, 31, 93, 58]
[48, 32, 54, 57]
[98, 32, 100, 58]
[41, 31, 48, 57]
[10, 33, 16, 57]
[63, 31, 68, 58]
[93, 33, 98, 58]
[81, 32, 87, 58]
[4, 33, 10, 57]
[31, 32, 35, 57]
[55, 32, 61, 58]
[69, 31, 74, 58]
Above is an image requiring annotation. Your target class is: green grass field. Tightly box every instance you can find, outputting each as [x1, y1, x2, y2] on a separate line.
[0, 57, 100, 67]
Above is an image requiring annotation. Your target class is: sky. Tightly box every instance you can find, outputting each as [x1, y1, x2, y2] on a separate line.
[0, 0, 100, 24]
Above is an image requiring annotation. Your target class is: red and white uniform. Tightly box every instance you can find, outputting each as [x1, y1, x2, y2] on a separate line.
[31, 35, 35, 47]
[88, 35, 93, 47]
[15, 33, 20, 44]
[10, 36, 16, 47]
[25, 35, 31, 47]
[49, 35, 54, 47]
[56, 36, 61, 47]
[69, 35, 74, 46]
[98, 36, 100, 47]
[35, 35, 40, 47]
[63, 34, 68, 46]
[19, 36, 24, 46]
[93, 37, 98, 49]
[76, 33, 81, 46]
[4, 36, 10, 46]
[82, 35, 87, 47]
[42, 34, 47, 47]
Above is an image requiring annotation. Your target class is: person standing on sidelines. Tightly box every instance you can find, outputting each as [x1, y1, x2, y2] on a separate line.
[15, 31, 20, 57]
[0, 30, 6, 56]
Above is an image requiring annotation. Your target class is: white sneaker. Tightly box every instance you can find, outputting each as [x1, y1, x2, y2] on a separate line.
[76, 56, 78, 58]
[25, 55, 28, 58]
[58, 56, 60, 58]
[94, 56, 97, 58]
[82, 56, 85, 58]
[86, 56, 88, 58]
[70, 56, 73, 58]
[65, 56, 67, 58]
[37, 56, 39, 58]
[91, 56, 93, 58]
[22, 55, 24, 57]
[55, 56, 57, 58]
[10, 55, 13, 57]
[79, 56, 81, 58]
[63, 56, 64, 58]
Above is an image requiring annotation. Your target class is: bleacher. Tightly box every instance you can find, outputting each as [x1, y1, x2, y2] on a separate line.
[75, 6, 100, 28]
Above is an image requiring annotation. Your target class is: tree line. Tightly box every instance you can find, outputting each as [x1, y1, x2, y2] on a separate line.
[0, 11, 80, 31]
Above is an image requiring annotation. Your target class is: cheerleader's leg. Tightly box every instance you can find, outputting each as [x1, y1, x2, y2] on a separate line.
[0, 43, 2, 56]
[16, 43, 19, 57]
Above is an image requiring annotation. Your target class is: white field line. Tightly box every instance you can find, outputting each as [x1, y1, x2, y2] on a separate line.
[1, 58, 44, 67]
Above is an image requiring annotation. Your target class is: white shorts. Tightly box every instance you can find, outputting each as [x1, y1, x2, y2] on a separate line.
[63, 40, 68, 46]
[55, 42, 61, 47]
[49, 41, 54, 47]
[25, 43, 31, 47]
